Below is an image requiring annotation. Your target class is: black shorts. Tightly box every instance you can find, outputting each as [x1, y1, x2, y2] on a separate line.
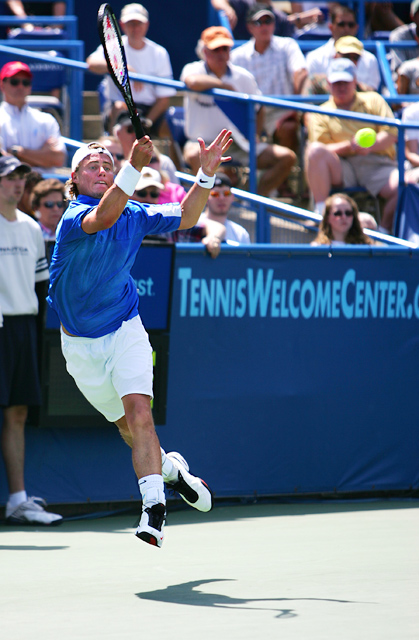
[0, 315, 41, 408]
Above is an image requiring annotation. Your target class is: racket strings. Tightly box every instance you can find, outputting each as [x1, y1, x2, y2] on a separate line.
[102, 17, 127, 85]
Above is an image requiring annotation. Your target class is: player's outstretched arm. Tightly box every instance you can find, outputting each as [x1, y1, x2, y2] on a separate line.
[178, 129, 233, 230]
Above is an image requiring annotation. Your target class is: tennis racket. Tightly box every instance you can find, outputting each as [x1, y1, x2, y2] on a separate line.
[97, 3, 145, 139]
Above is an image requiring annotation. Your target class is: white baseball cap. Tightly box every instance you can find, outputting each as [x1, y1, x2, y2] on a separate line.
[71, 143, 114, 172]
[120, 3, 149, 24]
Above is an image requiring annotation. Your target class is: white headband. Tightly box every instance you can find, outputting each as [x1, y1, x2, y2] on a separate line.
[71, 144, 115, 172]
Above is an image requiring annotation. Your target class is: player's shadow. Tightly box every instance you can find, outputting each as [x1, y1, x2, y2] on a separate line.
[136, 578, 358, 619]
[0, 545, 69, 551]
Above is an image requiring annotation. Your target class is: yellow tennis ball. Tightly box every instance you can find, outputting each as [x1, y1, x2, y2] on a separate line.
[355, 128, 376, 148]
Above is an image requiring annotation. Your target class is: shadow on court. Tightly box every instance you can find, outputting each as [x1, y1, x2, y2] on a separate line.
[136, 578, 363, 619]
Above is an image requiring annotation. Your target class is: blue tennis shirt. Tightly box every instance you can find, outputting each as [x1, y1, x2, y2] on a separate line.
[47, 195, 181, 338]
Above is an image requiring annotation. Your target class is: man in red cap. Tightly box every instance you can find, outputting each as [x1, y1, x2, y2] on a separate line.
[0, 61, 66, 170]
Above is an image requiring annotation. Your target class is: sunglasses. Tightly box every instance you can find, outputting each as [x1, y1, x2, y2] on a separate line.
[253, 16, 274, 26]
[342, 53, 360, 62]
[125, 125, 135, 134]
[115, 153, 124, 161]
[8, 77, 32, 87]
[42, 200, 65, 209]
[336, 21, 356, 28]
[210, 189, 232, 197]
[211, 46, 230, 53]
[331, 209, 353, 218]
[135, 189, 160, 198]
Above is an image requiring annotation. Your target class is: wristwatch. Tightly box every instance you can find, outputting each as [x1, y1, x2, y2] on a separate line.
[9, 145, 23, 159]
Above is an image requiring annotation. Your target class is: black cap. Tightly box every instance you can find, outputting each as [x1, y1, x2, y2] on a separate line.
[246, 3, 275, 22]
[0, 156, 31, 178]
[213, 172, 232, 188]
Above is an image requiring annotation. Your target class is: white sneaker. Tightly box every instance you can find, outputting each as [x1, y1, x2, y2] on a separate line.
[135, 503, 166, 547]
[165, 452, 214, 512]
[6, 497, 63, 526]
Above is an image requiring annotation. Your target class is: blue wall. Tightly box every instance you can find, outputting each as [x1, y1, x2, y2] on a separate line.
[1, 245, 418, 505]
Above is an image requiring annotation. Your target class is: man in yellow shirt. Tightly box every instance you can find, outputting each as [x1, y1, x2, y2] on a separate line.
[306, 58, 419, 233]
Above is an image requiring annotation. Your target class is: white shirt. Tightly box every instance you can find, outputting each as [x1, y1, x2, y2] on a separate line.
[0, 210, 49, 315]
[89, 36, 176, 105]
[180, 60, 262, 151]
[0, 101, 66, 161]
[230, 36, 307, 96]
[305, 38, 381, 90]
[199, 213, 251, 244]
[402, 102, 419, 142]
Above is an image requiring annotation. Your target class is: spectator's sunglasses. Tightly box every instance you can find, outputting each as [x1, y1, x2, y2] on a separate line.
[114, 153, 124, 160]
[7, 77, 32, 87]
[342, 53, 360, 62]
[135, 189, 160, 198]
[210, 189, 232, 197]
[331, 208, 353, 218]
[42, 200, 66, 209]
[252, 16, 274, 26]
[335, 21, 356, 28]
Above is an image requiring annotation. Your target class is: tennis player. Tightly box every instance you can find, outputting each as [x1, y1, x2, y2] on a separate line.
[47, 129, 233, 547]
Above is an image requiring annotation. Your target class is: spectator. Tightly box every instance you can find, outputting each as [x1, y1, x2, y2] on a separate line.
[402, 101, 419, 167]
[148, 151, 187, 204]
[113, 112, 178, 182]
[397, 53, 419, 95]
[32, 178, 66, 240]
[0, 61, 66, 170]
[311, 193, 373, 245]
[305, 58, 419, 234]
[86, 2, 176, 135]
[0, 155, 62, 525]
[389, 1, 419, 79]
[230, 3, 307, 152]
[200, 172, 251, 244]
[132, 168, 235, 258]
[304, 36, 380, 95]
[17, 170, 43, 218]
[180, 26, 296, 197]
[305, 5, 381, 92]
[210, 0, 323, 40]
[97, 135, 125, 174]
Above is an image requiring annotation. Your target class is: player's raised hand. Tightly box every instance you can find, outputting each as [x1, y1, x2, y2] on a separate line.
[129, 135, 154, 171]
[198, 129, 233, 177]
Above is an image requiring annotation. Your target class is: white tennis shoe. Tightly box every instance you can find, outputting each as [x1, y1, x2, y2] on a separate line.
[135, 503, 166, 547]
[5, 497, 63, 526]
[165, 451, 214, 512]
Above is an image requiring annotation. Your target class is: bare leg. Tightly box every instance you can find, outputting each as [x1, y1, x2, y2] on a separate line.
[379, 169, 399, 232]
[1, 405, 27, 494]
[116, 393, 162, 479]
[273, 114, 300, 153]
[256, 144, 296, 196]
[305, 142, 343, 204]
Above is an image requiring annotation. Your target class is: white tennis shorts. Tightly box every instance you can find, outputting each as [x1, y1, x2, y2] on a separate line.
[60, 315, 153, 422]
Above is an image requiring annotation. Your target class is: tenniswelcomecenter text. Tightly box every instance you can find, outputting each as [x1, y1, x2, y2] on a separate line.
[177, 267, 419, 320]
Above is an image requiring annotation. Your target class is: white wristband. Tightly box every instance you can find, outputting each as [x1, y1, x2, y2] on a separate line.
[114, 162, 141, 196]
[196, 167, 215, 189]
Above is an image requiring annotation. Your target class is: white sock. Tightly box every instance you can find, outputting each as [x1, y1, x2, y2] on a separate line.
[161, 448, 178, 483]
[8, 491, 27, 509]
[138, 474, 166, 507]
[314, 201, 325, 216]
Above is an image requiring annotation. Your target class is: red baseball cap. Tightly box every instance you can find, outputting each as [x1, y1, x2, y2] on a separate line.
[0, 61, 33, 81]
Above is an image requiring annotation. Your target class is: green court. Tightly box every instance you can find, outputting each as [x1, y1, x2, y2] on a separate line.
[1, 500, 418, 639]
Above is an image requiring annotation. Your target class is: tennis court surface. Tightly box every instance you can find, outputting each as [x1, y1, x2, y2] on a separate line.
[1, 499, 418, 639]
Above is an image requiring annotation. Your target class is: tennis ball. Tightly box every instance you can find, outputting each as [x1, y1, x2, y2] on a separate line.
[355, 128, 376, 148]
